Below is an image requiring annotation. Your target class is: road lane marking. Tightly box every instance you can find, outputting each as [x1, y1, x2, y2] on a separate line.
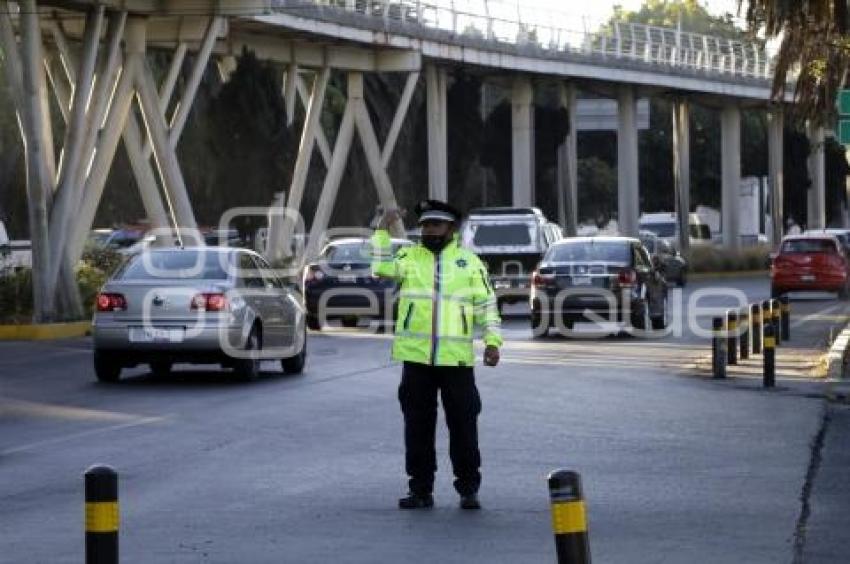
[0, 415, 168, 456]
[0, 397, 150, 422]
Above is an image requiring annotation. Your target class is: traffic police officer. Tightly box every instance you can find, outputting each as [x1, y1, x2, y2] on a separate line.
[372, 200, 502, 510]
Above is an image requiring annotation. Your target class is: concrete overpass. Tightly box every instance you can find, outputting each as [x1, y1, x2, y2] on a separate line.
[0, 0, 824, 321]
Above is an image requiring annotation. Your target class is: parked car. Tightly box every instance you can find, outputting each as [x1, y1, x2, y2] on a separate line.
[460, 207, 561, 310]
[104, 227, 147, 251]
[639, 212, 712, 248]
[529, 237, 668, 336]
[303, 237, 413, 329]
[639, 230, 688, 286]
[92, 247, 307, 382]
[771, 234, 850, 298]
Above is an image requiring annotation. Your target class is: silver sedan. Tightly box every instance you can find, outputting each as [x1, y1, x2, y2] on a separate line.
[92, 247, 306, 382]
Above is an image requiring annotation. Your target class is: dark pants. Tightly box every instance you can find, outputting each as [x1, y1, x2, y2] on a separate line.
[398, 361, 482, 496]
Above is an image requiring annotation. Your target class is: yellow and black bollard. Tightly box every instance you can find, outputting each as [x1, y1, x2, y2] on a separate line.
[548, 469, 590, 564]
[739, 307, 749, 360]
[726, 310, 738, 365]
[770, 299, 782, 346]
[751, 303, 762, 355]
[712, 316, 726, 379]
[761, 300, 773, 349]
[85, 464, 119, 564]
[780, 296, 790, 341]
[763, 323, 776, 388]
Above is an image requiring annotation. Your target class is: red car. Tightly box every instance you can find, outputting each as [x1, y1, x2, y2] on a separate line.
[771, 234, 850, 298]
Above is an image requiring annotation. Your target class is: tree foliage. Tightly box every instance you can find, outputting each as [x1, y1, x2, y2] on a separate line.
[743, 0, 850, 123]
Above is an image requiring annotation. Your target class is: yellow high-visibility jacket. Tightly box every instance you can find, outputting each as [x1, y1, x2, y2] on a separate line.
[371, 229, 502, 366]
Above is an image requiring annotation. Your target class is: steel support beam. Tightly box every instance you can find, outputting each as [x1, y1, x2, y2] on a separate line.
[284, 63, 298, 127]
[268, 66, 330, 263]
[807, 122, 826, 230]
[511, 75, 535, 207]
[767, 108, 784, 247]
[556, 82, 578, 236]
[426, 63, 447, 201]
[381, 71, 419, 169]
[617, 85, 639, 237]
[295, 74, 332, 167]
[721, 104, 742, 250]
[673, 98, 691, 253]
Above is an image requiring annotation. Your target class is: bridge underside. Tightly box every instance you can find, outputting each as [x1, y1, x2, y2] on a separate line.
[3, 1, 827, 324]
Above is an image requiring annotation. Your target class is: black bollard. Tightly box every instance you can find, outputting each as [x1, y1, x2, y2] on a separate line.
[726, 310, 738, 366]
[739, 307, 749, 360]
[780, 296, 791, 341]
[761, 300, 773, 350]
[763, 323, 776, 388]
[713, 316, 726, 379]
[85, 465, 119, 564]
[548, 469, 591, 564]
[770, 299, 782, 346]
[751, 303, 762, 355]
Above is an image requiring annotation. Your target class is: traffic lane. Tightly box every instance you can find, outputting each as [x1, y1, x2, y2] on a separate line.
[0, 323, 826, 563]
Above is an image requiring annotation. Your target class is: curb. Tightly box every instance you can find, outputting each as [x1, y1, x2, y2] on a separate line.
[825, 321, 850, 381]
[0, 321, 91, 341]
[689, 270, 769, 281]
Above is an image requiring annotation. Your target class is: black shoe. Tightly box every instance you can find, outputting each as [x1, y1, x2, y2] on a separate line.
[459, 494, 481, 510]
[398, 492, 434, 509]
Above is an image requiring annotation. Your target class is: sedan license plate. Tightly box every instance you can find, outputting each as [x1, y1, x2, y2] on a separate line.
[129, 326, 185, 343]
[800, 274, 816, 282]
[572, 276, 592, 286]
[338, 274, 357, 283]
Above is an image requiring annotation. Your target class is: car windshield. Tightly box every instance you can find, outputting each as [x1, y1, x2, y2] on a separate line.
[548, 241, 630, 263]
[119, 250, 230, 280]
[324, 241, 407, 262]
[470, 223, 533, 246]
[781, 239, 837, 254]
[107, 231, 144, 248]
[641, 222, 676, 238]
[639, 237, 656, 253]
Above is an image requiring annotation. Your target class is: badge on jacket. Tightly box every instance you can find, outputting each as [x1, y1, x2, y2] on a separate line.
[455, 258, 467, 268]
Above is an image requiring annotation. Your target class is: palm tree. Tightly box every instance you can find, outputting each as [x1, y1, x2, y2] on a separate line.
[742, 0, 850, 122]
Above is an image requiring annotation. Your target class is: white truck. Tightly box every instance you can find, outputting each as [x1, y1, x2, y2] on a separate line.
[0, 220, 32, 274]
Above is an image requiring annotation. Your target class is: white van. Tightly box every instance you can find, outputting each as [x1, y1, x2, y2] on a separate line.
[639, 212, 712, 248]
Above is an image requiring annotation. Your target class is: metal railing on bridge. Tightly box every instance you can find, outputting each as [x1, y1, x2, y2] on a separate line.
[273, 0, 774, 81]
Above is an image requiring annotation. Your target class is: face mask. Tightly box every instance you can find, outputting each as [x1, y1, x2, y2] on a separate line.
[421, 234, 449, 253]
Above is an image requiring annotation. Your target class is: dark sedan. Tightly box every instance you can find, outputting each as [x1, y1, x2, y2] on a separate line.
[529, 237, 668, 337]
[303, 237, 412, 329]
[639, 230, 688, 286]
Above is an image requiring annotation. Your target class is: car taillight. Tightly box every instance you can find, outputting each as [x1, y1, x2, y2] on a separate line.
[303, 265, 325, 285]
[96, 292, 127, 312]
[191, 293, 229, 311]
[532, 270, 555, 287]
[617, 269, 637, 286]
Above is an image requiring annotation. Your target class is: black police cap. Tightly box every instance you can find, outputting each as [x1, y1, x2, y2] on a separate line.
[415, 200, 461, 224]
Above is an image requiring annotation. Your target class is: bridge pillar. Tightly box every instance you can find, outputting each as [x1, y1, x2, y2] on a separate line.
[807, 122, 826, 230]
[556, 82, 578, 236]
[672, 98, 691, 253]
[426, 63, 448, 201]
[721, 104, 742, 250]
[512, 75, 535, 207]
[767, 108, 784, 247]
[617, 85, 639, 237]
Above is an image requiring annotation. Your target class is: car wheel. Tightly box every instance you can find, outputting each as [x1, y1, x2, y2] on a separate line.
[341, 316, 358, 328]
[234, 327, 261, 382]
[306, 314, 321, 331]
[281, 327, 307, 375]
[150, 361, 172, 379]
[840, 284, 850, 300]
[531, 310, 548, 338]
[771, 285, 782, 299]
[651, 295, 669, 330]
[94, 352, 121, 383]
[631, 301, 650, 331]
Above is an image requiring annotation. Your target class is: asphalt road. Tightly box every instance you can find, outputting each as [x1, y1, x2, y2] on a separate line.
[1, 275, 848, 563]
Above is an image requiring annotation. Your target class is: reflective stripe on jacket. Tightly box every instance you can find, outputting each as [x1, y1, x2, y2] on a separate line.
[371, 229, 502, 366]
